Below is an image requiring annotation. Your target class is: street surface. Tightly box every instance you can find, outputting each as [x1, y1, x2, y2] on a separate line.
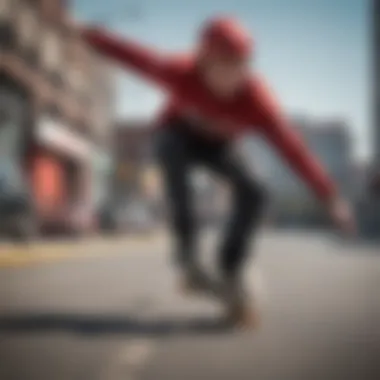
[0, 231, 379, 380]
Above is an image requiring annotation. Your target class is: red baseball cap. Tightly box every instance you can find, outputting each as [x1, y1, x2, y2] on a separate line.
[199, 16, 253, 60]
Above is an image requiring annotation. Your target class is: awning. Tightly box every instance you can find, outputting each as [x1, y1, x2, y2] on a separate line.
[37, 116, 93, 161]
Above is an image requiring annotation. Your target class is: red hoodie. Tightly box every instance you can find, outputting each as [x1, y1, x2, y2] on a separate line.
[82, 26, 337, 202]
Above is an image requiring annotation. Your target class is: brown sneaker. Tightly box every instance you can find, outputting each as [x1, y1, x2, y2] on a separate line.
[179, 264, 215, 296]
[225, 299, 260, 329]
[221, 276, 260, 329]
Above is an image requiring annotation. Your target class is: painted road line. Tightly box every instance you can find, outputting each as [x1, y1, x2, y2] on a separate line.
[0, 234, 168, 268]
[0, 248, 109, 268]
[0, 233, 165, 254]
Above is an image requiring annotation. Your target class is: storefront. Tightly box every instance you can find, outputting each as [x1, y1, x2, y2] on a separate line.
[32, 116, 94, 232]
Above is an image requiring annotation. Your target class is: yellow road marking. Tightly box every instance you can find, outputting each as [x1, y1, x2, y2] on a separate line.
[0, 233, 168, 269]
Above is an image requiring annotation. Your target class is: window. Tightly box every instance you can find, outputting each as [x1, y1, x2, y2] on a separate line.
[40, 27, 62, 73]
[16, 0, 40, 64]
[67, 64, 88, 99]
[89, 71, 113, 137]
[0, 0, 17, 22]
[40, 27, 65, 86]
[0, 0, 17, 50]
[0, 0, 12, 20]
[17, 1, 38, 49]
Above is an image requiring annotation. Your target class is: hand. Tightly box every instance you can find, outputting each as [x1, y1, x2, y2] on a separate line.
[327, 197, 356, 236]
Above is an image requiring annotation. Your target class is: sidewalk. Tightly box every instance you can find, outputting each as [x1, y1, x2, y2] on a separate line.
[0, 229, 167, 268]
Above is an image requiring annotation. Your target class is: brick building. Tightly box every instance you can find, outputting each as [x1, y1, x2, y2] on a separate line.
[0, 0, 114, 233]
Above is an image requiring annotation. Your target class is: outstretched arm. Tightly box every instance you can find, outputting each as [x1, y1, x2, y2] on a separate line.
[81, 26, 179, 88]
[246, 77, 355, 233]
[250, 77, 337, 202]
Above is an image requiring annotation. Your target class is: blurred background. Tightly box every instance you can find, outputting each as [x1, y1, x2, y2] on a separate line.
[0, 0, 379, 241]
[0, 0, 380, 242]
[0, 1, 379, 379]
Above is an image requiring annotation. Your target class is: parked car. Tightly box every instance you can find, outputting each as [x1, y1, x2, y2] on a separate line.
[98, 201, 118, 233]
[0, 175, 37, 242]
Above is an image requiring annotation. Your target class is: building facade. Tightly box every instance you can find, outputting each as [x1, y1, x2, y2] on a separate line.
[112, 120, 154, 204]
[0, 0, 114, 233]
[108, 120, 155, 229]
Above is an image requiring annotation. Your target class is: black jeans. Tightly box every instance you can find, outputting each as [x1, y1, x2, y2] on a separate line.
[156, 121, 268, 278]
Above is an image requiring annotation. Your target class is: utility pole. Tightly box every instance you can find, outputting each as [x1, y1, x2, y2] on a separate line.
[357, 0, 380, 240]
[374, 0, 380, 163]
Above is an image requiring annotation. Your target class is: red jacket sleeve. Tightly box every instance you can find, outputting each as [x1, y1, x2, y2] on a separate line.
[249, 77, 337, 202]
[82, 27, 180, 88]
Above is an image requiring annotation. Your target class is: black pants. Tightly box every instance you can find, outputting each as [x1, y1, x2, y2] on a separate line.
[156, 121, 268, 278]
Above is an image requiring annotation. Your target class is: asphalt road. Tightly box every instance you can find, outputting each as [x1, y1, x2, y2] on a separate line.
[0, 231, 379, 380]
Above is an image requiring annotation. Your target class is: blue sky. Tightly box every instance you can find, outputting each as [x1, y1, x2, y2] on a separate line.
[73, 0, 369, 160]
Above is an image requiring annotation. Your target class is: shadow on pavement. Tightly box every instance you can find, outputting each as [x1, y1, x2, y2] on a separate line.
[0, 313, 233, 337]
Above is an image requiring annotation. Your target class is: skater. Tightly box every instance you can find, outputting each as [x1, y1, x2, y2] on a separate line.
[81, 16, 356, 327]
